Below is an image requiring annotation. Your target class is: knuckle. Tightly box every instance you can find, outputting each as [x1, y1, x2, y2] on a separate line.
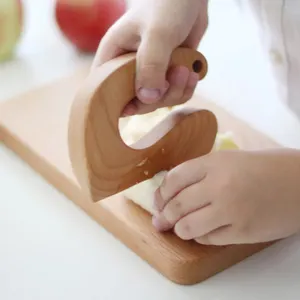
[147, 24, 184, 46]
[163, 198, 183, 223]
[234, 217, 252, 237]
[145, 25, 174, 42]
[213, 161, 238, 197]
[236, 224, 249, 238]
[121, 10, 140, 30]
[137, 57, 167, 86]
[138, 63, 166, 78]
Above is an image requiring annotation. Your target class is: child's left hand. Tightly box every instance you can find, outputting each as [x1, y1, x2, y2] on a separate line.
[152, 149, 300, 245]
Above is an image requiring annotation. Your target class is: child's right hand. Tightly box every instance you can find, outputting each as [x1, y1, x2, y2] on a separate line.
[92, 0, 209, 116]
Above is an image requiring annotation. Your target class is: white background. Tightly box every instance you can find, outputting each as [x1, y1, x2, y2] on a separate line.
[1, 0, 300, 299]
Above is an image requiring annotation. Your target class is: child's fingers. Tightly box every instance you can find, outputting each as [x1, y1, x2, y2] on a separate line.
[152, 182, 211, 231]
[121, 101, 139, 117]
[180, 71, 199, 103]
[129, 66, 190, 113]
[154, 158, 207, 212]
[135, 28, 176, 104]
[152, 213, 172, 232]
[182, 1, 209, 49]
[174, 205, 229, 240]
[161, 182, 211, 226]
[160, 66, 190, 106]
[158, 66, 199, 108]
[121, 67, 197, 116]
[91, 16, 139, 69]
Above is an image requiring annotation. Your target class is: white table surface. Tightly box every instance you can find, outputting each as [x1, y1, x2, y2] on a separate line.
[1, 0, 300, 299]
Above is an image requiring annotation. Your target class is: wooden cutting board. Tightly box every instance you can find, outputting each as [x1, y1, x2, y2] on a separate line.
[0, 66, 279, 285]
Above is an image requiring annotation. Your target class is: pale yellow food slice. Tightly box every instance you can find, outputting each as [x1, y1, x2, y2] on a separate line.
[214, 132, 239, 150]
[122, 171, 166, 215]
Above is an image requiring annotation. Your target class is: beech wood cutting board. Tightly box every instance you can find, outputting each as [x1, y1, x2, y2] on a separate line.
[0, 67, 279, 285]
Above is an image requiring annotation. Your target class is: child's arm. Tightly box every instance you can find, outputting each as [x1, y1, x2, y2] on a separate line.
[92, 0, 209, 116]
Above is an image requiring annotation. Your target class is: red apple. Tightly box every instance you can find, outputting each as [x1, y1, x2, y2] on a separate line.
[0, 0, 23, 61]
[55, 0, 126, 53]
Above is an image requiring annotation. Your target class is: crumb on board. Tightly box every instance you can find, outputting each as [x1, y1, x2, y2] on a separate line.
[136, 157, 148, 167]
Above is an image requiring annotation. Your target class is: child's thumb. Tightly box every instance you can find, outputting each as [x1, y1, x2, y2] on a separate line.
[135, 32, 174, 104]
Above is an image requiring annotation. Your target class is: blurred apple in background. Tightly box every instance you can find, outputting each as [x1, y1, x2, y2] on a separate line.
[55, 0, 126, 53]
[0, 0, 23, 62]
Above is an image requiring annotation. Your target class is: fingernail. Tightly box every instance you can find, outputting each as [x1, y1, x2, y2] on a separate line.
[122, 101, 138, 116]
[122, 110, 134, 117]
[138, 88, 161, 103]
[152, 215, 172, 232]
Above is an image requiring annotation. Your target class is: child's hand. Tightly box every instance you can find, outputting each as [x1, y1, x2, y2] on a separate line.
[152, 149, 300, 245]
[92, 0, 209, 116]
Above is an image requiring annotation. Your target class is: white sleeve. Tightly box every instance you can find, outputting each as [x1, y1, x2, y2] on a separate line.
[246, 0, 300, 120]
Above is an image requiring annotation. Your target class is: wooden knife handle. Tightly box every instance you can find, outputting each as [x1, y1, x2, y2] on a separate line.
[68, 47, 218, 202]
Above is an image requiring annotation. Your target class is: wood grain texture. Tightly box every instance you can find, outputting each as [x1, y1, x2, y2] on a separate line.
[68, 48, 215, 202]
[0, 64, 280, 285]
